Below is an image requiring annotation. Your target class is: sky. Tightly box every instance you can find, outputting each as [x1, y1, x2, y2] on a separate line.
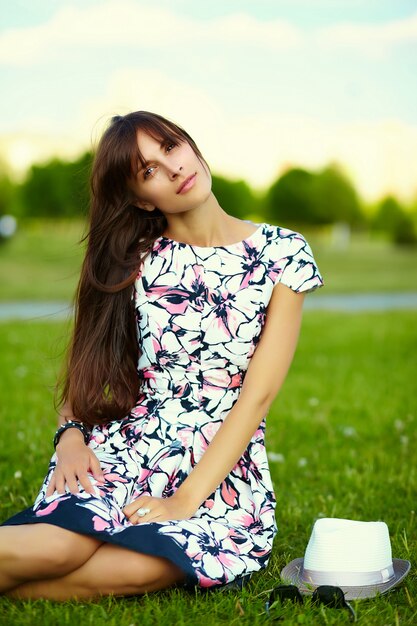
[1, 0, 417, 204]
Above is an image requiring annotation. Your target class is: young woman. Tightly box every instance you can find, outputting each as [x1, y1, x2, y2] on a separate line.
[1, 111, 323, 600]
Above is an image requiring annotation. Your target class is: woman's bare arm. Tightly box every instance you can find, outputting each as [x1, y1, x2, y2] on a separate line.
[173, 282, 305, 511]
[46, 402, 104, 496]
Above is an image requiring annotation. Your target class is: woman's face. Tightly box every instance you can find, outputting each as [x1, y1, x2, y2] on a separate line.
[129, 130, 211, 215]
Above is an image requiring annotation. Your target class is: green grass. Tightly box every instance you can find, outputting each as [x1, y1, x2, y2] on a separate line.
[306, 231, 417, 293]
[0, 219, 85, 301]
[0, 312, 415, 624]
[1, 220, 417, 300]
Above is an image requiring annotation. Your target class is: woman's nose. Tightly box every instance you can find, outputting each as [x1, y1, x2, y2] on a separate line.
[169, 165, 183, 179]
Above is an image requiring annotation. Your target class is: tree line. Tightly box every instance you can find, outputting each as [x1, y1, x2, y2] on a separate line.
[1, 152, 416, 245]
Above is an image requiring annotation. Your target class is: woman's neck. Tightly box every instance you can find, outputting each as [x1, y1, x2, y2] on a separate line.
[161, 197, 251, 247]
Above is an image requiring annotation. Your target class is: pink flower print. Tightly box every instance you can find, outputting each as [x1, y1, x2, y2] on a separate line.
[176, 425, 194, 448]
[136, 466, 153, 485]
[89, 424, 111, 445]
[293, 260, 316, 285]
[152, 238, 175, 256]
[205, 292, 240, 341]
[190, 421, 223, 461]
[234, 511, 255, 528]
[199, 573, 223, 587]
[145, 264, 207, 315]
[228, 372, 242, 389]
[90, 432, 106, 445]
[149, 444, 185, 491]
[235, 452, 252, 481]
[156, 287, 190, 315]
[180, 264, 207, 310]
[230, 509, 263, 533]
[35, 497, 63, 516]
[251, 546, 271, 558]
[238, 255, 266, 289]
[226, 527, 248, 550]
[205, 288, 254, 343]
[266, 258, 283, 283]
[202, 367, 227, 388]
[221, 480, 239, 508]
[199, 547, 245, 585]
[168, 471, 188, 493]
[190, 429, 209, 460]
[151, 326, 182, 370]
[171, 380, 192, 399]
[129, 393, 151, 418]
[144, 273, 192, 315]
[210, 291, 240, 338]
[102, 472, 129, 483]
[92, 515, 110, 531]
[190, 282, 207, 310]
[158, 520, 249, 584]
[139, 368, 158, 392]
[199, 421, 222, 445]
[109, 506, 127, 528]
[217, 552, 239, 568]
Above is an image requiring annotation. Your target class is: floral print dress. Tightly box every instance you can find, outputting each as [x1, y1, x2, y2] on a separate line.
[2, 222, 324, 589]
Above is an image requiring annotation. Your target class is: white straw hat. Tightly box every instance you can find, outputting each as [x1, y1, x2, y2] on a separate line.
[281, 518, 411, 600]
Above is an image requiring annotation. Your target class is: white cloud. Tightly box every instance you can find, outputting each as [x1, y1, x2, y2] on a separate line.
[3, 66, 417, 202]
[221, 114, 417, 203]
[317, 10, 417, 58]
[1, 6, 416, 202]
[77, 68, 226, 150]
[0, 132, 85, 179]
[0, 1, 302, 66]
[213, 13, 301, 48]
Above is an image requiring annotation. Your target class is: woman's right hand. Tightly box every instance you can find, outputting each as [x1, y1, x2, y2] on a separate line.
[45, 428, 105, 496]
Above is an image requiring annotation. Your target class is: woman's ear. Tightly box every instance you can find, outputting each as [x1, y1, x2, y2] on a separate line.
[130, 198, 156, 212]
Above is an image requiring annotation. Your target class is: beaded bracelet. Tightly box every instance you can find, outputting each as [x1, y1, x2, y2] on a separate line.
[53, 420, 91, 449]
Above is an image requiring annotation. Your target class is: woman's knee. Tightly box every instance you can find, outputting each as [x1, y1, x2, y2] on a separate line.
[8, 524, 101, 577]
[98, 547, 186, 593]
[70, 545, 187, 596]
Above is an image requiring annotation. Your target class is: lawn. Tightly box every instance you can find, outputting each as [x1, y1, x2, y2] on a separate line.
[0, 311, 415, 625]
[1, 219, 417, 301]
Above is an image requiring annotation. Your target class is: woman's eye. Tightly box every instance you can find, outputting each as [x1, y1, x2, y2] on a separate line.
[143, 167, 155, 179]
[143, 144, 175, 179]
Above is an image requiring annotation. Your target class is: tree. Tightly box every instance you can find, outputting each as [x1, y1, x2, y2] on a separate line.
[265, 168, 317, 225]
[265, 164, 364, 227]
[211, 175, 262, 220]
[312, 164, 363, 226]
[0, 174, 16, 216]
[372, 195, 417, 245]
[20, 152, 92, 218]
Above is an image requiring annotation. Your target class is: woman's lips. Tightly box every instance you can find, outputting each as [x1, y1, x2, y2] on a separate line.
[177, 173, 197, 194]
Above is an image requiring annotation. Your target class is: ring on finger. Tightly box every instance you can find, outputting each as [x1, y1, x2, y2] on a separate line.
[137, 507, 151, 517]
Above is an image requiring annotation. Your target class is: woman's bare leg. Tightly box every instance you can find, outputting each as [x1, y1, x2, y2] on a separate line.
[0, 524, 101, 593]
[8, 543, 187, 600]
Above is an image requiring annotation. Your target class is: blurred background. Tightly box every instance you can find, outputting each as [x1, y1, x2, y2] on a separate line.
[1, 0, 417, 302]
[0, 8, 416, 623]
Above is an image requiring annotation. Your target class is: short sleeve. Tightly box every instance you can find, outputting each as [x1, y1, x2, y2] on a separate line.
[278, 230, 324, 294]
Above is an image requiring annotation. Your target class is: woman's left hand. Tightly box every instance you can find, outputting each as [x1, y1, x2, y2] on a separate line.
[123, 494, 197, 525]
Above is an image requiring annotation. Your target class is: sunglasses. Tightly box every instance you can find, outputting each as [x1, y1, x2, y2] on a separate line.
[265, 584, 356, 622]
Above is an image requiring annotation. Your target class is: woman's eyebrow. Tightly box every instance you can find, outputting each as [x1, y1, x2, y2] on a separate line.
[137, 141, 168, 173]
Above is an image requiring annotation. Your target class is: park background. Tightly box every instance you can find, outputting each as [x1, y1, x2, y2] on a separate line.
[0, 1, 416, 624]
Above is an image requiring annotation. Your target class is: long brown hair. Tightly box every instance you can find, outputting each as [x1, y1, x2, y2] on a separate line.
[58, 111, 209, 426]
